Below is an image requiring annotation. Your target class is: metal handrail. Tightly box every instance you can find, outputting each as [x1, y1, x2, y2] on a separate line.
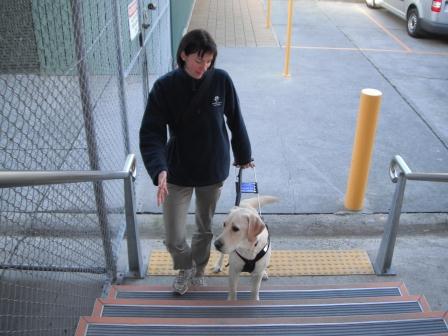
[0, 154, 144, 279]
[0, 153, 137, 188]
[374, 155, 448, 275]
[389, 155, 448, 183]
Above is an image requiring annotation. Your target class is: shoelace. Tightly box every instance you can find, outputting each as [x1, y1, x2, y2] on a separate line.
[175, 270, 189, 284]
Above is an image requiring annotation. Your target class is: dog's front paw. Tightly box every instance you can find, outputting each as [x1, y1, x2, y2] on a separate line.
[227, 293, 237, 301]
[250, 293, 260, 301]
[212, 253, 225, 273]
[262, 270, 269, 281]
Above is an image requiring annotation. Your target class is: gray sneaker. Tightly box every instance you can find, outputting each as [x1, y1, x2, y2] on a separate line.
[191, 266, 207, 286]
[172, 268, 193, 295]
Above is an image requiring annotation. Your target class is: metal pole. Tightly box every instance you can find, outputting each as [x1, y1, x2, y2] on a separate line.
[138, 0, 150, 103]
[344, 88, 382, 210]
[70, 0, 116, 280]
[266, 0, 272, 28]
[112, 0, 131, 155]
[373, 173, 407, 275]
[122, 154, 144, 278]
[124, 173, 144, 278]
[0, 170, 128, 188]
[283, 0, 294, 77]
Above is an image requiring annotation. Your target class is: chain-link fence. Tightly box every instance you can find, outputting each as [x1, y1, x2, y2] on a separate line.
[0, 0, 172, 335]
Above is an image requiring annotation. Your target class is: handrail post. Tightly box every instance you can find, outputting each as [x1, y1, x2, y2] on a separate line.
[123, 156, 144, 278]
[373, 172, 407, 275]
[374, 155, 448, 275]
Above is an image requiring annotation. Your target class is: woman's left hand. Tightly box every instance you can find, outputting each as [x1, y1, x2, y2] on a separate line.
[235, 161, 255, 169]
[156, 170, 168, 207]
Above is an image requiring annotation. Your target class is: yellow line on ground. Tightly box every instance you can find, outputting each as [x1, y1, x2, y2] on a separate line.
[358, 6, 412, 53]
[286, 45, 448, 57]
[410, 50, 448, 56]
[290, 45, 403, 52]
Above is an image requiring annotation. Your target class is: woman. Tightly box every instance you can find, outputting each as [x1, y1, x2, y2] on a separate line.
[139, 29, 253, 295]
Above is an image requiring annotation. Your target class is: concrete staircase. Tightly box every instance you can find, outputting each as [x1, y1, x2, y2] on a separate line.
[75, 281, 448, 335]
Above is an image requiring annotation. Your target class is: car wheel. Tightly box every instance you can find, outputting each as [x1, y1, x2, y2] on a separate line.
[365, 0, 380, 9]
[407, 8, 424, 37]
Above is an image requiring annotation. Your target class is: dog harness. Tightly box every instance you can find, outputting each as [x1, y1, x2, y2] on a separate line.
[233, 167, 269, 274]
[235, 234, 270, 274]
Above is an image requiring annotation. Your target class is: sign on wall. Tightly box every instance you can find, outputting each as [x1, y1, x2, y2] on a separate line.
[128, 0, 139, 41]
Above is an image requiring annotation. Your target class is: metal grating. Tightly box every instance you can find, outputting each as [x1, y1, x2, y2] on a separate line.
[85, 318, 448, 336]
[1, 0, 172, 334]
[101, 301, 423, 318]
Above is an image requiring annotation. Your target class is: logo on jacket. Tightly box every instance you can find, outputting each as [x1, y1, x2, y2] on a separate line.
[212, 95, 222, 107]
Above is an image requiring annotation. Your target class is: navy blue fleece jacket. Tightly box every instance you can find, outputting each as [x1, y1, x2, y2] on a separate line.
[139, 67, 252, 187]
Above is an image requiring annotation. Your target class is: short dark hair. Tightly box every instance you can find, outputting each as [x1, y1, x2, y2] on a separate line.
[176, 29, 218, 68]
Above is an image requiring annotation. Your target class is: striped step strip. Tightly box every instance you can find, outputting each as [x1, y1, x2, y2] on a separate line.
[93, 295, 430, 319]
[109, 282, 409, 301]
[75, 312, 448, 336]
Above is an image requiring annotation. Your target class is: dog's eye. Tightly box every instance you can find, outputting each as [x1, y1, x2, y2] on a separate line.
[231, 226, 239, 232]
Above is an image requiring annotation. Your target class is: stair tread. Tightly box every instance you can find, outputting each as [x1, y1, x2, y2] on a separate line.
[98, 294, 427, 307]
[109, 281, 409, 301]
[76, 281, 448, 336]
[92, 295, 429, 319]
[75, 312, 448, 336]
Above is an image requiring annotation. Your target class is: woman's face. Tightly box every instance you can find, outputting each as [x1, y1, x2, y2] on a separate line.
[181, 51, 214, 79]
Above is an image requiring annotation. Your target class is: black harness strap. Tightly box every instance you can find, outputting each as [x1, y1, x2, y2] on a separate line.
[235, 226, 270, 273]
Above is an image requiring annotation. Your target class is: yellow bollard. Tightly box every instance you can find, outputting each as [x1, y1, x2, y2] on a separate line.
[266, 0, 272, 28]
[283, 0, 294, 77]
[344, 88, 382, 211]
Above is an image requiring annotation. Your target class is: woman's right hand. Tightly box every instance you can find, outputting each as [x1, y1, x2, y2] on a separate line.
[157, 170, 168, 207]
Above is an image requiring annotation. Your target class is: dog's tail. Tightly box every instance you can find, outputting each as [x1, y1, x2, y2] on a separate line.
[240, 196, 279, 209]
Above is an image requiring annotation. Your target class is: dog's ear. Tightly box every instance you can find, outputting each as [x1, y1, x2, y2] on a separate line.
[247, 214, 265, 243]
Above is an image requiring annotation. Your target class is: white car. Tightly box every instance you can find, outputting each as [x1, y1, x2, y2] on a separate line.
[365, 0, 448, 37]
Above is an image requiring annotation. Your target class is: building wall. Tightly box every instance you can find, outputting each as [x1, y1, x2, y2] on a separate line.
[0, 0, 40, 73]
[170, 0, 195, 60]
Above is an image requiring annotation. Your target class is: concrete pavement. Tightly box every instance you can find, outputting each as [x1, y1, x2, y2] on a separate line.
[188, 0, 278, 47]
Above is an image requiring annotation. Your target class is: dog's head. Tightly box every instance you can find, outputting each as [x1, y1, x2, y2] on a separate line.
[214, 206, 265, 254]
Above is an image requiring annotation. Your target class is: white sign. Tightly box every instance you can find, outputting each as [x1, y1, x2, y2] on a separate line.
[128, 0, 139, 41]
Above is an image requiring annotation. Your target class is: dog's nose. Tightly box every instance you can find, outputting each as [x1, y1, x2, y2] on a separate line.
[214, 239, 223, 251]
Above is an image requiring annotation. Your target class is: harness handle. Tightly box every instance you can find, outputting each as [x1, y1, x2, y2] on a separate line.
[234, 167, 262, 217]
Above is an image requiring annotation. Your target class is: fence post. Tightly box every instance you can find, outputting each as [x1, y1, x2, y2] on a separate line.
[138, 0, 150, 103]
[70, 0, 116, 280]
[112, 0, 131, 155]
[344, 88, 382, 210]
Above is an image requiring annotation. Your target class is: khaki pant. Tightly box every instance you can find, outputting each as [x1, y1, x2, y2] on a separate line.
[163, 182, 223, 270]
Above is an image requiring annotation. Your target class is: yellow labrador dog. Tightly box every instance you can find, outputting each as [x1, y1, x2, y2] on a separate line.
[213, 196, 278, 300]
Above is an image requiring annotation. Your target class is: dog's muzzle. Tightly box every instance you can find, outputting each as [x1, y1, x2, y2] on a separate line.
[214, 239, 223, 252]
